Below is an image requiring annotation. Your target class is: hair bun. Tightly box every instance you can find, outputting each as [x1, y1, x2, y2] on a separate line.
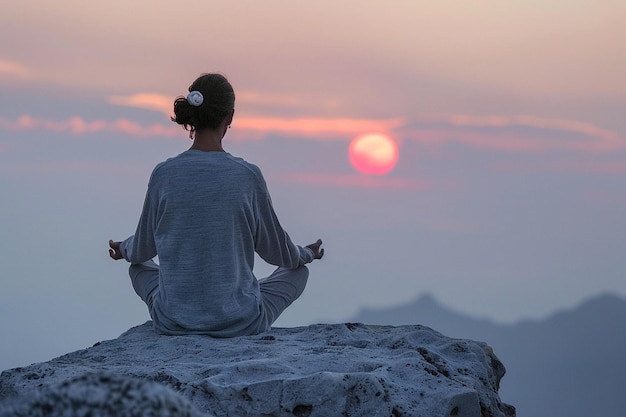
[187, 91, 204, 106]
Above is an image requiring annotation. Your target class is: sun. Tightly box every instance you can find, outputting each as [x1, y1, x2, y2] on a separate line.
[348, 133, 399, 175]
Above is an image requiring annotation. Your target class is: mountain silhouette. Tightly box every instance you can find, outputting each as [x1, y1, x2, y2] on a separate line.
[349, 292, 626, 417]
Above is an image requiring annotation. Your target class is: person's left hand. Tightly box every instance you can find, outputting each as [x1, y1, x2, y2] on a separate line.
[306, 239, 324, 260]
[108, 240, 123, 260]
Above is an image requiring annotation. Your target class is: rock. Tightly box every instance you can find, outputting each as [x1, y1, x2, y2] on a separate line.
[0, 322, 515, 417]
[0, 372, 210, 417]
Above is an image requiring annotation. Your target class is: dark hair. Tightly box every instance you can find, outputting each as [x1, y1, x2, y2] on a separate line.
[171, 73, 235, 134]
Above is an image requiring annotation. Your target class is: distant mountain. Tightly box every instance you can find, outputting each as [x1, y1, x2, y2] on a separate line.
[351, 293, 503, 339]
[349, 292, 626, 417]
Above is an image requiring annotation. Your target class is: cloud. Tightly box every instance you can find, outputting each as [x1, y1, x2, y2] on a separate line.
[109, 94, 172, 115]
[0, 115, 179, 137]
[409, 114, 626, 153]
[2, 112, 624, 160]
[0, 59, 33, 80]
[0, 114, 403, 141]
[234, 117, 404, 138]
[108, 91, 302, 116]
[103, 92, 625, 153]
[446, 114, 618, 146]
[108, 91, 403, 139]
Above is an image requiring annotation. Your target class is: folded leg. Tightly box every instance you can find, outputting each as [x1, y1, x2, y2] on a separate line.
[258, 266, 309, 328]
[128, 260, 160, 313]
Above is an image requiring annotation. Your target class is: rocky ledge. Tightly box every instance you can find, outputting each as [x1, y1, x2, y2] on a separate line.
[0, 322, 515, 417]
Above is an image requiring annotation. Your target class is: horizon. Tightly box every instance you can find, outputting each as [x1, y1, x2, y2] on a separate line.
[1, 1, 625, 371]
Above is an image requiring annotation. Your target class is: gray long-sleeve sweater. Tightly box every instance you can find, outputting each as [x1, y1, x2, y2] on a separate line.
[120, 150, 313, 336]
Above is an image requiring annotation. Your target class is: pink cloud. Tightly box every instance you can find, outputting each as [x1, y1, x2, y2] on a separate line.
[414, 114, 625, 153]
[109, 91, 302, 116]
[0, 115, 179, 137]
[109, 94, 172, 115]
[2, 112, 624, 159]
[0, 60, 32, 80]
[108, 90, 404, 139]
[0, 114, 403, 141]
[234, 117, 404, 138]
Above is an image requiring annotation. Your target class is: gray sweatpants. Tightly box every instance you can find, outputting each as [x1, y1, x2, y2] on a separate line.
[128, 261, 308, 333]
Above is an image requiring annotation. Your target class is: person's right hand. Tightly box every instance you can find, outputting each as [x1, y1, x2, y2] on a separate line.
[306, 239, 324, 260]
[108, 240, 123, 260]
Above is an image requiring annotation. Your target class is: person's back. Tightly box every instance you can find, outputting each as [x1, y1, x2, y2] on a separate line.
[149, 151, 263, 335]
[108, 73, 324, 337]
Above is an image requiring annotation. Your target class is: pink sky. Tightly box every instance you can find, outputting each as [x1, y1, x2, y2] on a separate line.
[2, 1, 624, 169]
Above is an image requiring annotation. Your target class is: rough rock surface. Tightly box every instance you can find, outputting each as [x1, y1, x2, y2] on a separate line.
[0, 372, 208, 417]
[0, 322, 515, 417]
